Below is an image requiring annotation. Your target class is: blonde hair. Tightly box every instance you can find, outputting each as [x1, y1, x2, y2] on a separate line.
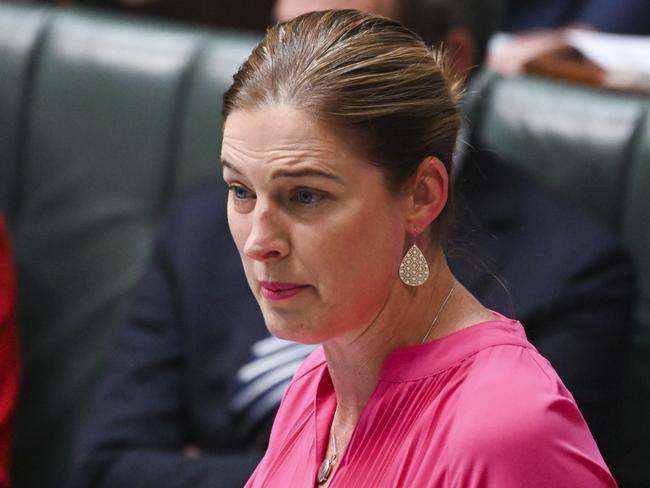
[223, 9, 462, 233]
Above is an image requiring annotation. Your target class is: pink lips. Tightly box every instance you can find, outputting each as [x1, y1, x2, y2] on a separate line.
[260, 281, 309, 301]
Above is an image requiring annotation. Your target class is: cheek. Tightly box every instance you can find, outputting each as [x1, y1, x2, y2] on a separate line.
[228, 208, 260, 297]
[350, 219, 403, 282]
[227, 204, 249, 253]
[315, 222, 402, 330]
[314, 208, 404, 302]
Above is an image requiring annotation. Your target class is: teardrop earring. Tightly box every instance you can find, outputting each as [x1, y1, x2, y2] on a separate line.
[399, 227, 430, 287]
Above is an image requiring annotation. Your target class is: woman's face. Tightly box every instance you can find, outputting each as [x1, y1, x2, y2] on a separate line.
[221, 106, 409, 344]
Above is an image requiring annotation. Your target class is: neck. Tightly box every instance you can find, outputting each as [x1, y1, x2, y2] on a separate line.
[321, 249, 457, 433]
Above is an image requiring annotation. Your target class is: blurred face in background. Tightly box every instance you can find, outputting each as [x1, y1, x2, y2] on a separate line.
[274, 0, 399, 22]
[274, 0, 477, 80]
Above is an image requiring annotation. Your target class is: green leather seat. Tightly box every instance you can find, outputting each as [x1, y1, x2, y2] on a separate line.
[478, 75, 647, 230]
[617, 112, 650, 486]
[476, 74, 650, 487]
[0, 4, 50, 212]
[173, 36, 258, 192]
[0, 3, 257, 487]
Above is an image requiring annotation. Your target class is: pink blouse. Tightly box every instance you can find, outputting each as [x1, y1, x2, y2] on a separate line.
[246, 316, 617, 487]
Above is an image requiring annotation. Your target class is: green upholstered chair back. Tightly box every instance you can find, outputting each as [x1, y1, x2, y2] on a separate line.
[0, 3, 257, 487]
[0, 4, 50, 214]
[475, 74, 650, 487]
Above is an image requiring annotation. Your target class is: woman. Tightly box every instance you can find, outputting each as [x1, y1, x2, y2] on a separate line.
[221, 9, 617, 487]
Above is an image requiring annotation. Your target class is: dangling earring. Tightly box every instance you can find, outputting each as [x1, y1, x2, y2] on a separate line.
[399, 227, 429, 287]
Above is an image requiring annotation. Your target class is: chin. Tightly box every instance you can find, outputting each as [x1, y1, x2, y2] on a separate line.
[264, 315, 324, 345]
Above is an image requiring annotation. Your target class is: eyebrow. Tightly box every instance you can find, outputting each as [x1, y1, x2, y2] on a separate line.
[221, 158, 343, 183]
[221, 158, 242, 174]
[270, 167, 343, 183]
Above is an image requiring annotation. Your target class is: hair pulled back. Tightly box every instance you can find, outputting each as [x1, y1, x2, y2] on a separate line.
[223, 9, 462, 229]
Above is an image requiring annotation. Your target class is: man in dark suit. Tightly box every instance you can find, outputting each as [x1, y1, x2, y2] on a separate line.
[493, 0, 650, 77]
[69, 1, 635, 486]
[506, 0, 650, 34]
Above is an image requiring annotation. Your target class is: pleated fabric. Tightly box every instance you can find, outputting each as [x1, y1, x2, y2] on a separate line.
[245, 317, 617, 487]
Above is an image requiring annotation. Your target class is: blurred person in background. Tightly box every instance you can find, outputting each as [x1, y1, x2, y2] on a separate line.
[0, 215, 20, 488]
[492, 0, 650, 75]
[506, 0, 650, 34]
[39, 0, 275, 32]
[69, 1, 635, 487]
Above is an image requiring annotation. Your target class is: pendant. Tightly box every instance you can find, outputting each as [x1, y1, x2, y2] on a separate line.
[399, 244, 429, 286]
[317, 458, 333, 484]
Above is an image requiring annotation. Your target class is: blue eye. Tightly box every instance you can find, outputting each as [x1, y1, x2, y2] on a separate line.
[229, 185, 255, 200]
[295, 190, 323, 205]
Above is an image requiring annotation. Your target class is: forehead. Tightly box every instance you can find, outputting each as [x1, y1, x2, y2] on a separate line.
[223, 106, 340, 162]
[221, 105, 371, 176]
[224, 105, 335, 147]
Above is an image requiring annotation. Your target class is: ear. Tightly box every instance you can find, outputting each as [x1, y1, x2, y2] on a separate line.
[406, 156, 449, 235]
[440, 27, 477, 81]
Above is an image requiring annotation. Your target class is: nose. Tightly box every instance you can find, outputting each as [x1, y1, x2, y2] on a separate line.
[243, 204, 290, 262]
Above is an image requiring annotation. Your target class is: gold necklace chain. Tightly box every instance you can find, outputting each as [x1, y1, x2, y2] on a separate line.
[421, 284, 455, 344]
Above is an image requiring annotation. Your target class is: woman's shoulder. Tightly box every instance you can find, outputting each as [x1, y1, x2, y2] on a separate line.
[442, 344, 615, 485]
[452, 343, 577, 436]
